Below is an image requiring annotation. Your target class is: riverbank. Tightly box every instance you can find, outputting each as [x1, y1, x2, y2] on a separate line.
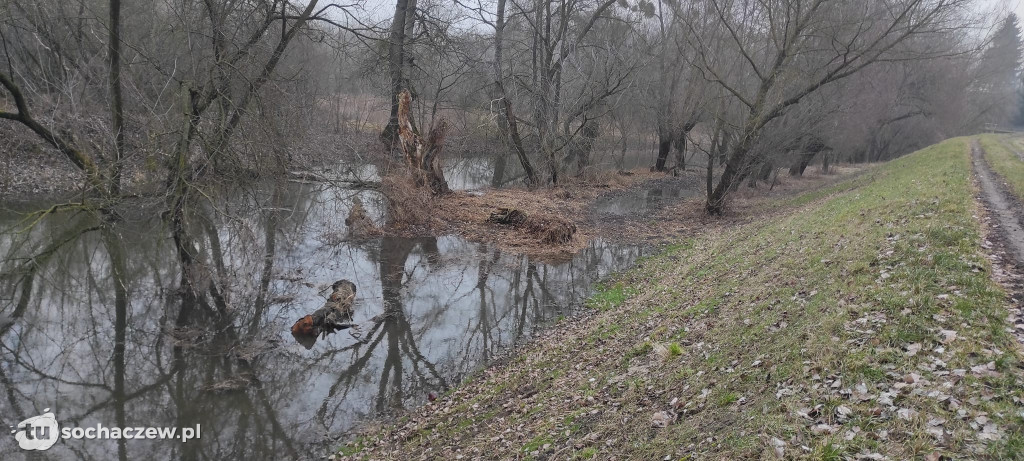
[428, 164, 866, 260]
[335, 137, 1024, 460]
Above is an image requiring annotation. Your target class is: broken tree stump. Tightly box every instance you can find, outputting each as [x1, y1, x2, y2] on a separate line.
[525, 216, 577, 244]
[396, 89, 451, 195]
[345, 197, 378, 239]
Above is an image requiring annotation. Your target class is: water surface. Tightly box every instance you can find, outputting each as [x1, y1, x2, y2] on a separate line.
[0, 180, 645, 460]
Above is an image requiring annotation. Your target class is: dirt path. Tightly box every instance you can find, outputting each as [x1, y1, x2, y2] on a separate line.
[970, 139, 1024, 347]
[971, 140, 1024, 265]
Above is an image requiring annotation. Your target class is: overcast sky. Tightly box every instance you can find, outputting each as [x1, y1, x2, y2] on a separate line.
[983, 0, 1024, 22]
[352, 0, 1024, 36]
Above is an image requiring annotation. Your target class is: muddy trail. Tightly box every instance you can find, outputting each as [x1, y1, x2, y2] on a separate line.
[971, 140, 1024, 265]
[970, 139, 1024, 348]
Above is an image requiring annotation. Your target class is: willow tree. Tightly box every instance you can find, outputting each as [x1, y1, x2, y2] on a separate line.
[686, 0, 971, 214]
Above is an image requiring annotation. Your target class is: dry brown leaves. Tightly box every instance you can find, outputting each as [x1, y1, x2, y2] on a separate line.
[430, 168, 659, 259]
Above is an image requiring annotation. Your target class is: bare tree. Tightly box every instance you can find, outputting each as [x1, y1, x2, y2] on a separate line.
[686, 0, 970, 213]
[492, 0, 539, 186]
[381, 0, 418, 147]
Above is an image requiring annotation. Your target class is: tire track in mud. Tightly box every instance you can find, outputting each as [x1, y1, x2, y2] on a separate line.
[970, 139, 1024, 347]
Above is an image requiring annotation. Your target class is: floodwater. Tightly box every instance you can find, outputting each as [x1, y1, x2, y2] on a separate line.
[592, 181, 702, 216]
[330, 156, 529, 191]
[0, 175, 646, 460]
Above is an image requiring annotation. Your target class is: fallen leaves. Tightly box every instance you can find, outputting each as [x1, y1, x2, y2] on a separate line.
[978, 423, 1002, 441]
[811, 423, 838, 435]
[650, 410, 677, 428]
[897, 408, 918, 421]
[768, 437, 786, 458]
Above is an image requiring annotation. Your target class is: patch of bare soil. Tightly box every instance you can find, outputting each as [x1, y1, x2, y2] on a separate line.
[970, 140, 1024, 348]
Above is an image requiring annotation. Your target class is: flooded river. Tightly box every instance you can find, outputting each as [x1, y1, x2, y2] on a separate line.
[0, 175, 647, 460]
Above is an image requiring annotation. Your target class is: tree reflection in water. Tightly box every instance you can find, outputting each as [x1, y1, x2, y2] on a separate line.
[0, 181, 644, 460]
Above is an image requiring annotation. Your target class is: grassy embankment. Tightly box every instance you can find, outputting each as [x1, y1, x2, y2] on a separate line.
[340, 137, 1023, 460]
[978, 134, 1024, 201]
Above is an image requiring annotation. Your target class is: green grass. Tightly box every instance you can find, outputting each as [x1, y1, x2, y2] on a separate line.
[573, 447, 598, 459]
[337, 437, 367, 456]
[338, 137, 1023, 461]
[586, 282, 638, 311]
[522, 435, 553, 454]
[715, 391, 739, 407]
[978, 134, 1024, 201]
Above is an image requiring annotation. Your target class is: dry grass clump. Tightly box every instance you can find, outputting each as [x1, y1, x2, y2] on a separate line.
[378, 166, 654, 254]
[487, 207, 578, 244]
[486, 207, 528, 226]
[524, 214, 577, 244]
[380, 172, 442, 230]
[345, 197, 380, 239]
[435, 186, 592, 259]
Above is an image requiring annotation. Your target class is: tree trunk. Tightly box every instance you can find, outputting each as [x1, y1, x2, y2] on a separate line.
[706, 145, 714, 200]
[402, 0, 417, 96]
[789, 137, 829, 176]
[653, 0, 676, 174]
[491, 151, 507, 188]
[654, 128, 672, 171]
[674, 136, 686, 172]
[706, 137, 752, 214]
[492, 0, 537, 187]
[575, 117, 599, 177]
[715, 130, 729, 166]
[730, 169, 749, 192]
[789, 151, 817, 176]
[757, 161, 773, 181]
[673, 120, 696, 172]
[0, 71, 107, 192]
[381, 0, 413, 147]
[397, 89, 450, 194]
[498, 93, 537, 186]
[108, 0, 125, 195]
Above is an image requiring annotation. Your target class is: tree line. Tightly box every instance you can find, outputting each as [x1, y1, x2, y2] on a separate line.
[1, 0, 1021, 214]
